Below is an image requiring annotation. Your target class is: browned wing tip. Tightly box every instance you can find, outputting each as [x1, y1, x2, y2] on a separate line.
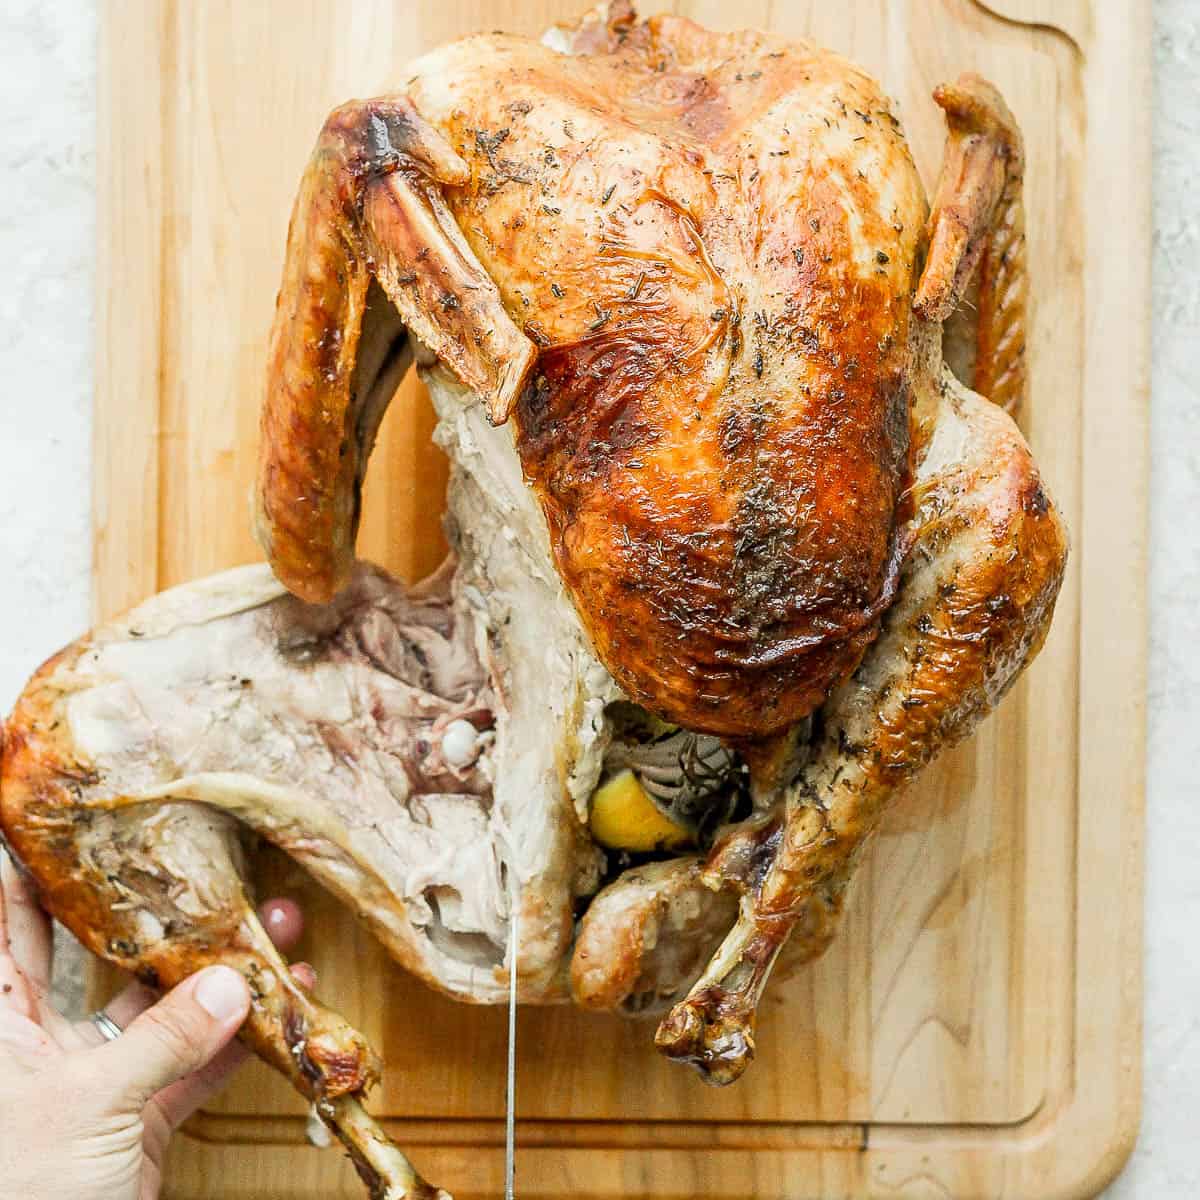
[484, 338, 539, 425]
[323, 95, 471, 186]
[914, 73, 1024, 324]
[932, 73, 1022, 159]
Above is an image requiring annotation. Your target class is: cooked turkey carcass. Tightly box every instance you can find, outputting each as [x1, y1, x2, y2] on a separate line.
[1, 369, 625, 1196]
[1, 4, 1067, 1197]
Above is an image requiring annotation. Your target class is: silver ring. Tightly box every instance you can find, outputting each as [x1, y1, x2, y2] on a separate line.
[89, 1010, 123, 1042]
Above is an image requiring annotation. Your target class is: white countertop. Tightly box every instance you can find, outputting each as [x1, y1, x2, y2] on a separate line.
[0, 1, 1195, 1195]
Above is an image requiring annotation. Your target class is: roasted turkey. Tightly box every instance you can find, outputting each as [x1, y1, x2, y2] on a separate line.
[0, 4, 1066, 1197]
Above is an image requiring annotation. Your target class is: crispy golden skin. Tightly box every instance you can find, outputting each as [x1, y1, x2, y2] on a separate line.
[258, 6, 930, 739]
[256, 96, 537, 605]
[248, 0, 1059, 1091]
[653, 370, 1067, 1081]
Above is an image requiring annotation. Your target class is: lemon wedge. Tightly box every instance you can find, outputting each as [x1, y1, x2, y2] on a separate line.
[588, 769, 693, 851]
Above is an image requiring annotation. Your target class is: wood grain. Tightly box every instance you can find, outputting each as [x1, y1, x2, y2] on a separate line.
[93, 1, 1148, 1196]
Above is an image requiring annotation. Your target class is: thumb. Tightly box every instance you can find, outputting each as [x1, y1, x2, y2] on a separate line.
[87, 965, 251, 1113]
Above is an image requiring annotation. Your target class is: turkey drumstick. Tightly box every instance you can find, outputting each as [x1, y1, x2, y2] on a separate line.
[0, 567, 495, 1197]
[655, 365, 1067, 1081]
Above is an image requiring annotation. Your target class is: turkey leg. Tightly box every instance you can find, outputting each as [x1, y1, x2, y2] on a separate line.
[0, 786, 441, 1199]
[655, 371, 1068, 1083]
[0, 564, 499, 1198]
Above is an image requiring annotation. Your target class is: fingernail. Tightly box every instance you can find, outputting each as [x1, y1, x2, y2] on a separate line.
[193, 966, 249, 1021]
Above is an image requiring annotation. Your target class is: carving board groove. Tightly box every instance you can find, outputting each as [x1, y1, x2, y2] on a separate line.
[94, 1, 1148, 1196]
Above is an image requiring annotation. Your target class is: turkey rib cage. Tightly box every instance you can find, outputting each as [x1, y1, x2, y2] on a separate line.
[0, 5, 1066, 1198]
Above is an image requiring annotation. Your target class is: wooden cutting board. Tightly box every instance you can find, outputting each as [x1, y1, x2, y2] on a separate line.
[93, 1, 1149, 1196]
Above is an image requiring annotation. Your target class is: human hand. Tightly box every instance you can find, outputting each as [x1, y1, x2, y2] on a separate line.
[0, 852, 310, 1200]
